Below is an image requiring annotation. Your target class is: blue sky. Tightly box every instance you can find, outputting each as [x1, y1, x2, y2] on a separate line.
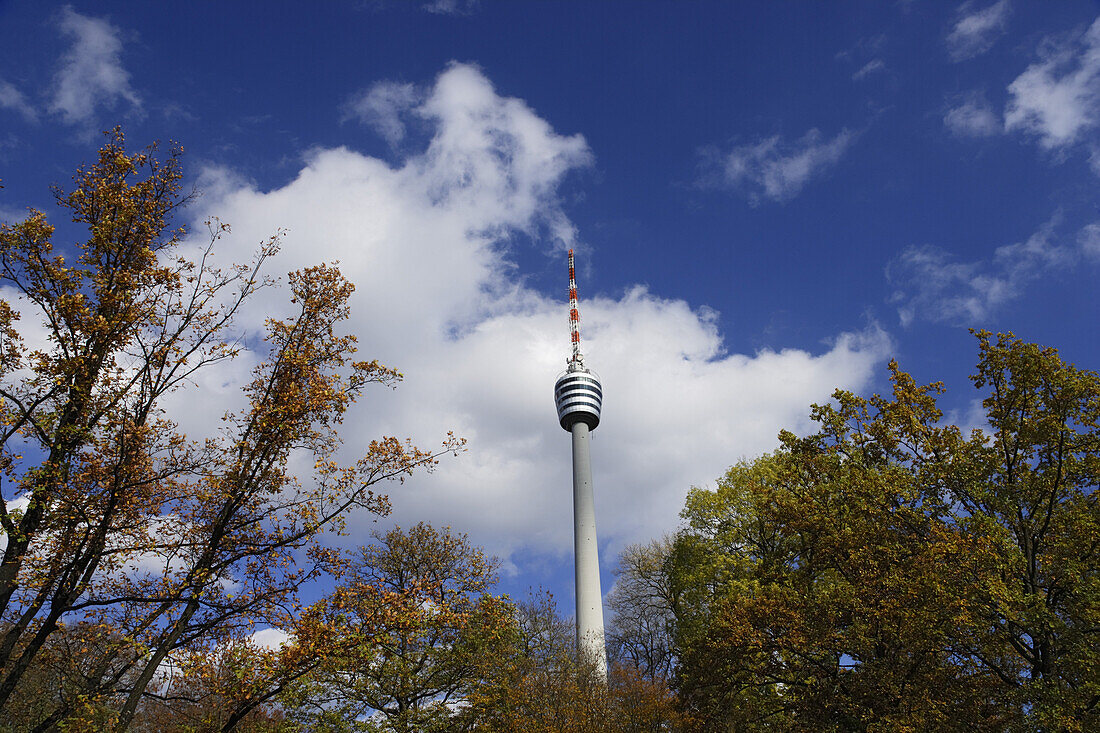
[1, 1, 1099, 613]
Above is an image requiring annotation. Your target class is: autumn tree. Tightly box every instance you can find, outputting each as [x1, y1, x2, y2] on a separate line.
[0, 130, 458, 731]
[130, 613, 354, 733]
[460, 590, 683, 732]
[127, 593, 371, 732]
[952, 332, 1100, 729]
[669, 333, 1100, 731]
[0, 621, 139, 731]
[281, 523, 513, 733]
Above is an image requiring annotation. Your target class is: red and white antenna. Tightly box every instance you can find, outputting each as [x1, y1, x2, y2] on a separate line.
[568, 249, 583, 367]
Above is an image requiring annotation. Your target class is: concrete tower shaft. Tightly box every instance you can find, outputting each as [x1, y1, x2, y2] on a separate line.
[570, 419, 606, 679]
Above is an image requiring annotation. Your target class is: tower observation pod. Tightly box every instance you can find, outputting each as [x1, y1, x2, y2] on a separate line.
[553, 249, 608, 682]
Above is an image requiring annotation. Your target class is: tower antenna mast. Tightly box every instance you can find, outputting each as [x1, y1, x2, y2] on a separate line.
[568, 249, 583, 367]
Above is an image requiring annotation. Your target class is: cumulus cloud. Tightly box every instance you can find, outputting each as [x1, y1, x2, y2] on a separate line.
[160, 64, 889, 565]
[49, 6, 140, 125]
[1005, 17, 1100, 150]
[0, 79, 36, 122]
[705, 128, 855, 205]
[343, 81, 421, 145]
[888, 217, 1094, 325]
[944, 92, 1001, 136]
[947, 0, 1011, 61]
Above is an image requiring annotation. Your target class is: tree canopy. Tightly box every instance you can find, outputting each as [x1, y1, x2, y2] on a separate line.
[670, 332, 1100, 731]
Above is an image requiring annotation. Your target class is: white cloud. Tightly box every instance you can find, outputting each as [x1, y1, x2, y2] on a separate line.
[1005, 17, 1100, 150]
[343, 81, 421, 145]
[947, 0, 1011, 61]
[156, 64, 889, 564]
[888, 217, 1091, 325]
[251, 627, 291, 650]
[49, 6, 140, 125]
[708, 128, 855, 205]
[852, 59, 886, 81]
[944, 92, 1001, 137]
[0, 79, 36, 122]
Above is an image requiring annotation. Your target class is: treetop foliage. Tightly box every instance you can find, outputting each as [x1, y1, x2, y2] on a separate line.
[669, 331, 1100, 731]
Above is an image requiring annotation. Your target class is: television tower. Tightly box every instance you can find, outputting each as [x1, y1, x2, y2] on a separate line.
[553, 249, 608, 681]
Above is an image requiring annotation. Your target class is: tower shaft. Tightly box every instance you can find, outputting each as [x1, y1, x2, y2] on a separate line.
[570, 421, 607, 679]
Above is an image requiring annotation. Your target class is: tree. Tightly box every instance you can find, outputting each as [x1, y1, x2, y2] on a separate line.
[0, 130, 459, 730]
[954, 332, 1100, 729]
[0, 621, 139, 732]
[127, 595, 366, 732]
[460, 590, 684, 732]
[607, 538, 678, 685]
[669, 333, 1100, 731]
[283, 523, 513, 733]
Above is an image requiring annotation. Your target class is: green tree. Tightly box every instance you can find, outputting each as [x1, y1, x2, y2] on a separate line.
[670, 333, 1100, 731]
[955, 332, 1100, 729]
